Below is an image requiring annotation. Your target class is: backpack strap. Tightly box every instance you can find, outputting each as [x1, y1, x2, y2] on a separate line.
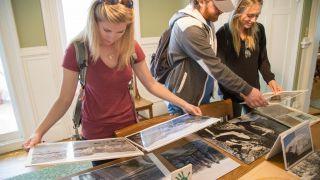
[128, 53, 139, 122]
[73, 41, 88, 88]
[72, 41, 88, 140]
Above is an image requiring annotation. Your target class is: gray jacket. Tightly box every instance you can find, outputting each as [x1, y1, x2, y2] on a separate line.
[166, 5, 253, 106]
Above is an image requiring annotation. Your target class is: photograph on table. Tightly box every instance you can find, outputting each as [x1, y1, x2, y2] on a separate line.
[256, 104, 295, 119]
[72, 138, 138, 157]
[289, 151, 320, 179]
[262, 90, 306, 103]
[229, 112, 289, 143]
[281, 121, 313, 170]
[256, 104, 319, 127]
[198, 122, 271, 164]
[26, 138, 143, 166]
[160, 140, 239, 179]
[126, 114, 219, 152]
[26, 142, 68, 166]
[66, 155, 167, 180]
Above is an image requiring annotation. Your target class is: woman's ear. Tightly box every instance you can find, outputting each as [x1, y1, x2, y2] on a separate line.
[197, 0, 208, 12]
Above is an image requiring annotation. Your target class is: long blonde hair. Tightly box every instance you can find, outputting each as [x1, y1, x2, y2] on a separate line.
[75, 0, 134, 69]
[229, 0, 263, 56]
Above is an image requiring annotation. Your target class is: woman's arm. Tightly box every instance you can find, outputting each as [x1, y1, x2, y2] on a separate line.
[257, 24, 282, 93]
[133, 61, 202, 115]
[23, 68, 79, 150]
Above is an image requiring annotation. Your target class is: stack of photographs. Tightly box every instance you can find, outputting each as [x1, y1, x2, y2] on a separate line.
[64, 155, 167, 180]
[281, 121, 320, 179]
[266, 121, 320, 179]
[289, 151, 320, 179]
[256, 104, 319, 127]
[282, 121, 313, 170]
[197, 113, 289, 164]
[126, 114, 220, 152]
[262, 90, 306, 103]
[26, 138, 143, 166]
[160, 140, 240, 179]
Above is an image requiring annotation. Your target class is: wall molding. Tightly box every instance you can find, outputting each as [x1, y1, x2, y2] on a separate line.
[141, 37, 160, 46]
[20, 46, 49, 58]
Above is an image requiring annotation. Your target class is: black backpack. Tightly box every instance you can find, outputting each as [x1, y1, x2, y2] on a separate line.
[150, 14, 187, 84]
[150, 28, 172, 84]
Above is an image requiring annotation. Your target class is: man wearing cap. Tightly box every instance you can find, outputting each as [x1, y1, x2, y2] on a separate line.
[165, 0, 268, 115]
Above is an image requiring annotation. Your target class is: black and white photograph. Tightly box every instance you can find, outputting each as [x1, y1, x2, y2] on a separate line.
[126, 114, 219, 152]
[73, 138, 138, 157]
[160, 140, 239, 179]
[256, 104, 295, 119]
[282, 121, 313, 169]
[229, 112, 289, 143]
[288, 112, 319, 122]
[67, 155, 166, 180]
[198, 122, 271, 164]
[289, 151, 320, 179]
[256, 104, 318, 127]
[27, 143, 68, 165]
[26, 138, 143, 166]
[276, 115, 302, 127]
[262, 90, 305, 103]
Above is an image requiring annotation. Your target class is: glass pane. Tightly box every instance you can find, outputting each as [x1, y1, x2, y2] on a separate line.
[61, 0, 93, 45]
[0, 55, 18, 135]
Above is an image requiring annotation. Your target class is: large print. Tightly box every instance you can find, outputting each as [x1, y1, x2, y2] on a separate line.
[262, 90, 305, 103]
[67, 155, 166, 180]
[198, 113, 288, 164]
[126, 114, 219, 152]
[289, 151, 320, 179]
[229, 113, 289, 144]
[256, 104, 319, 127]
[282, 121, 313, 170]
[160, 140, 239, 179]
[26, 138, 143, 166]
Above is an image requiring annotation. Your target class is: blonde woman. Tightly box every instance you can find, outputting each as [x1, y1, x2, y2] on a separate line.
[216, 0, 282, 117]
[24, 0, 201, 165]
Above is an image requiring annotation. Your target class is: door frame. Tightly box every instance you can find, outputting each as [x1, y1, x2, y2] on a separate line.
[0, 0, 36, 153]
[296, 0, 320, 112]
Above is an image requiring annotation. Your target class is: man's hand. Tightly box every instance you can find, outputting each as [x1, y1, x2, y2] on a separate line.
[241, 88, 268, 108]
[268, 80, 283, 94]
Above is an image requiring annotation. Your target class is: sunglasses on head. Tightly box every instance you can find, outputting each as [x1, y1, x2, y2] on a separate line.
[97, 0, 134, 9]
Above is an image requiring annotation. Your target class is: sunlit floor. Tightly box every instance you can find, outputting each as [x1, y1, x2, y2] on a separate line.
[0, 101, 18, 135]
[0, 149, 44, 179]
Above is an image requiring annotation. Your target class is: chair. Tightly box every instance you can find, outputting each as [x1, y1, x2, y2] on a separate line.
[200, 99, 233, 120]
[132, 73, 153, 120]
[115, 99, 233, 137]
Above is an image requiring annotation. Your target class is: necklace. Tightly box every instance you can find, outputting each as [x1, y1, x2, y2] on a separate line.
[244, 41, 252, 59]
[107, 54, 115, 61]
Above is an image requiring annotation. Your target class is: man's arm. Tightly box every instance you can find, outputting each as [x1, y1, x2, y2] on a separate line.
[175, 21, 252, 96]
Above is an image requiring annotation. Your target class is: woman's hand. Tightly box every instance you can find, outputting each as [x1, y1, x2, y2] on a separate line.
[23, 132, 43, 151]
[268, 80, 283, 94]
[182, 103, 202, 116]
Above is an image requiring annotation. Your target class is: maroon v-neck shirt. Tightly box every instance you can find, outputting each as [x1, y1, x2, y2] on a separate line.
[63, 42, 145, 139]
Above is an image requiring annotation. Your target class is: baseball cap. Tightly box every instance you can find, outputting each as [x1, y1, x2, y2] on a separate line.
[213, 0, 235, 12]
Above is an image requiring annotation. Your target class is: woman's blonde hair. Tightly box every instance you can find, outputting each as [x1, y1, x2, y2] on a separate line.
[229, 0, 263, 56]
[75, 0, 134, 69]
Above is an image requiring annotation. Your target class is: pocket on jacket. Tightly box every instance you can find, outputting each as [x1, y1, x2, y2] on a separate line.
[177, 72, 187, 93]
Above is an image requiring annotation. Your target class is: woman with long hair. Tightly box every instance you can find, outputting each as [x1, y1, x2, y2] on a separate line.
[23, 0, 201, 165]
[216, 0, 282, 117]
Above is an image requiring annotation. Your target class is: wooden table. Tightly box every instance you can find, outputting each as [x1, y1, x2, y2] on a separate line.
[65, 103, 320, 180]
